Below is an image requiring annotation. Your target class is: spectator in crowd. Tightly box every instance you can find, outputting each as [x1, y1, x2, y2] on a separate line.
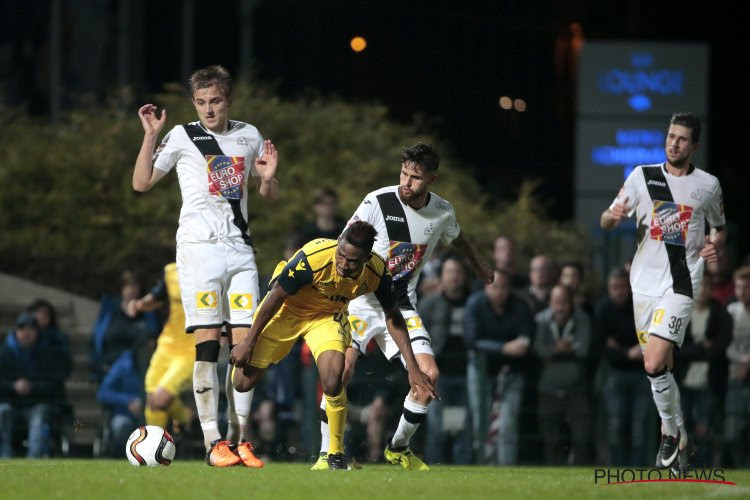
[708, 252, 735, 306]
[597, 268, 650, 466]
[675, 273, 732, 467]
[493, 236, 527, 289]
[295, 187, 347, 243]
[27, 299, 73, 380]
[465, 269, 534, 465]
[522, 255, 557, 314]
[0, 313, 69, 458]
[419, 256, 473, 464]
[534, 284, 593, 465]
[96, 348, 146, 458]
[725, 266, 750, 467]
[89, 270, 161, 383]
[558, 261, 593, 318]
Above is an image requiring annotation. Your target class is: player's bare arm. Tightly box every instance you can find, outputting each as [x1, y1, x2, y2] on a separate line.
[382, 304, 439, 400]
[230, 281, 289, 368]
[132, 104, 169, 192]
[450, 231, 494, 284]
[600, 196, 630, 231]
[699, 225, 727, 263]
[253, 139, 279, 200]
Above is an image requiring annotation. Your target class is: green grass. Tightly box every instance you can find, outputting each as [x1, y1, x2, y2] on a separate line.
[1, 461, 749, 499]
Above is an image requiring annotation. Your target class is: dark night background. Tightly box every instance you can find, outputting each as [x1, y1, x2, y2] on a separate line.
[2, 0, 747, 260]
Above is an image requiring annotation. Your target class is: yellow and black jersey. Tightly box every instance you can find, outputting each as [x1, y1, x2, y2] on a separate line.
[153, 263, 192, 354]
[272, 238, 395, 320]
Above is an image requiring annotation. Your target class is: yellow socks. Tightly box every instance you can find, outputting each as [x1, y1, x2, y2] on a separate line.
[324, 390, 347, 455]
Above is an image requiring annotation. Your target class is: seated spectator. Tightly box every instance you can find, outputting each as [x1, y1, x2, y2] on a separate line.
[464, 269, 534, 465]
[675, 273, 732, 467]
[534, 284, 593, 465]
[419, 256, 473, 464]
[27, 299, 73, 380]
[725, 266, 750, 467]
[0, 312, 69, 458]
[90, 270, 161, 383]
[96, 348, 146, 458]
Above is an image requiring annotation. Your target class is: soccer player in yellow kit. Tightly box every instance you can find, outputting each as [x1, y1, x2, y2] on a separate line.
[129, 263, 194, 433]
[231, 221, 438, 469]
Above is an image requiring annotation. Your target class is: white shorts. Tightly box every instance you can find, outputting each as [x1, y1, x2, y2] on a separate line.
[348, 303, 433, 367]
[633, 291, 694, 349]
[176, 239, 260, 332]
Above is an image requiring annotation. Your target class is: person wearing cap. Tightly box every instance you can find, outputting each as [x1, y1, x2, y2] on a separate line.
[0, 313, 69, 457]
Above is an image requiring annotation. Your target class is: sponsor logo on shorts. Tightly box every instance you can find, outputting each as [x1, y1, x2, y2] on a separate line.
[230, 293, 254, 310]
[196, 291, 218, 316]
[349, 316, 368, 337]
[405, 316, 423, 331]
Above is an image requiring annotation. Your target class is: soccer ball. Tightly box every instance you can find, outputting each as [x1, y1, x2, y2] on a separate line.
[125, 425, 176, 466]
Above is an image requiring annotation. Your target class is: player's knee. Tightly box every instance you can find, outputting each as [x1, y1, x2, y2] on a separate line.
[148, 390, 173, 410]
[371, 396, 387, 421]
[644, 361, 667, 378]
[321, 375, 343, 397]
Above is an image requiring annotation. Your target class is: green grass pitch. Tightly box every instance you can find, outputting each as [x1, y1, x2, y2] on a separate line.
[1, 461, 749, 499]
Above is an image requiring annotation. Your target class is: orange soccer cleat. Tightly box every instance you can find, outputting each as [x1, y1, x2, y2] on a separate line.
[236, 441, 264, 468]
[206, 439, 241, 467]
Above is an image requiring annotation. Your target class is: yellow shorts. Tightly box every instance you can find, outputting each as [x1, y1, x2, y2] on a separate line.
[144, 348, 193, 396]
[250, 312, 351, 369]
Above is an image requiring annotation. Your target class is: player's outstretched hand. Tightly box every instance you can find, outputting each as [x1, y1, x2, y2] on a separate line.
[230, 342, 254, 369]
[699, 235, 719, 263]
[255, 139, 278, 181]
[609, 196, 630, 221]
[138, 104, 167, 136]
[408, 368, 439, 401]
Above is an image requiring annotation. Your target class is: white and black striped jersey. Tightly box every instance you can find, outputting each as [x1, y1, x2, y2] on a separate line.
[347, 185, 460, 310]
[611, 163, 725, 298]
[152, 120, 264, 246]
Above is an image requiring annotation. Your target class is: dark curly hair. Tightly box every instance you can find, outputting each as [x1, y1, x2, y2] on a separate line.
[342, 221, 377, 253]
[401, 142, 440, 173]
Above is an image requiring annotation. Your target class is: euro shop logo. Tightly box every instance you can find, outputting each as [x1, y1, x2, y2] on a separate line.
[594, 468, 735, 486]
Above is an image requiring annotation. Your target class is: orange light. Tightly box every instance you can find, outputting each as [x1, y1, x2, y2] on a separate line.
[350, 36, 367, 52]
[498, 96, 512, 110]
[513, 98, 527, 112]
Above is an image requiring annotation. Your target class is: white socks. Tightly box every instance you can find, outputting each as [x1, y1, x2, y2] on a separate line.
[193, 360, 221, 449]
[390, 397, 429, 449]
[225, 364, 253, 443]
[648, 371, 678, 436]
[319, 397, 330, 454]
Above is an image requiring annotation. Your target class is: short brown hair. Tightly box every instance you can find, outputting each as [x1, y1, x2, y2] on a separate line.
[188, 65, 233, 99]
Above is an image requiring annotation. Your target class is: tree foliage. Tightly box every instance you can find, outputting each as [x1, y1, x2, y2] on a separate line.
[0, 83, 586, 297]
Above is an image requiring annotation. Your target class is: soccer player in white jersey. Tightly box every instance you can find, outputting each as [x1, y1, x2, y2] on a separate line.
[132, 65, 278, 467]
[601, 112, 726, 471]
[313, 142, 494, 470]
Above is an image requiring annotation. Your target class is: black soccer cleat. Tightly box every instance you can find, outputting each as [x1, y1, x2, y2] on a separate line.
[656, 431, 680, 469]
[327, 452, 351, 470]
